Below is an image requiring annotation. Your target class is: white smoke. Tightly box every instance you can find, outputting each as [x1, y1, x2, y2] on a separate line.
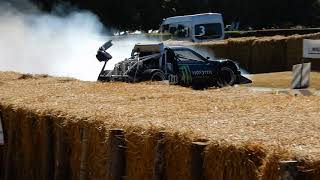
[0, 1, 158, 81]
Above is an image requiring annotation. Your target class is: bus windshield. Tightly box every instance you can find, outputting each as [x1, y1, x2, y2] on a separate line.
[194, 23, 223, 40]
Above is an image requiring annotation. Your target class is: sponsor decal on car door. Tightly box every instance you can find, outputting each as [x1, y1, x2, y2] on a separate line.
[179, 65, 192, 84]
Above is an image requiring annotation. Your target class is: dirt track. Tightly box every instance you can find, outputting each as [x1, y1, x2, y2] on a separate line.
[1, 71, 320, 163]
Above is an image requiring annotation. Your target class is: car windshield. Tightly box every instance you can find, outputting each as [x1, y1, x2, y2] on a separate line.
[174, 49, 206, 61]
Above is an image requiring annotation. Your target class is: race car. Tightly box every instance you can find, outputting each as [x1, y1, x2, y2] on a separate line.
[96, 41, 251, 88]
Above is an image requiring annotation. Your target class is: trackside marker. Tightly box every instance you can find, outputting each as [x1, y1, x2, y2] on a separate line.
[291, 63, 311, 89]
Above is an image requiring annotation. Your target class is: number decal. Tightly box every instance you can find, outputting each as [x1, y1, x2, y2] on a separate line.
[199, 26, 206, 36]
[168, 75, 178, 84]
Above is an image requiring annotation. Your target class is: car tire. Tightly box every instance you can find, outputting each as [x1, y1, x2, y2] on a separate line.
[217, 66, 236, 87]
[150, 71, 165, 81]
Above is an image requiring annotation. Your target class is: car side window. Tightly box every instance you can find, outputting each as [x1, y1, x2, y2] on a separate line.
[174, 49, 205, 61]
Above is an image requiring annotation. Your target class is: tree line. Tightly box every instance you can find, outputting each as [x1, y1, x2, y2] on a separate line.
[33, 0, 320, 32]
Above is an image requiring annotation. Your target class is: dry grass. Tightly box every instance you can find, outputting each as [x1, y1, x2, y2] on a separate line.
[1, 71, 320, 178]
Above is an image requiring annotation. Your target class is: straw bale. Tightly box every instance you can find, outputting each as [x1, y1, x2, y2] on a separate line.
[52, 118, 72, 179]
[0, 106, 18, 179]
[204, 143, 266, 180]
[298, 161, 320, 180]
[11, 107, 37, 179]
[286, 35, 304, 70]
[260, 148, 292, 180]
[301, 32, 320, 40]
[164, 132, 192, 180]
[86, 123, 109, 180]
[0, 109, 6, 179]
[226, 37, 257, 71]
[63, 121, 83, 180]
[194, 41, 229, 58]
[18, 110, 39, 179]
[125, 127, 158, 180]
[251, 36, 287, 73]
[0, 106, 56, 180]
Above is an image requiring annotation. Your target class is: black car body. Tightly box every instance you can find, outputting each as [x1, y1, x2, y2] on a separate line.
[96, 41, 251, 88]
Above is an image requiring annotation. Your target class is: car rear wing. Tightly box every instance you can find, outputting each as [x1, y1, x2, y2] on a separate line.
[96, 40, 113, 62]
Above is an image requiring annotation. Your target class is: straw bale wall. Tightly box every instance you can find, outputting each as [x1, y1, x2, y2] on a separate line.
[250, 36, 287, 73]
[286, 33, 320, 71]
[189, 33, 320, 73]
[1, 103, 320, 180]
[226, 37, 256, 71]
[125, 128, 157, 180]
[203, 143, 266, 180]
[194, 41, 229, 58]
[1, 73, 320, 179]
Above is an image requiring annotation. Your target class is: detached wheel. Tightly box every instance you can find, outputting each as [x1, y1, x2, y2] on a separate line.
[217, 66, 236, 87]
[150, 71, 165, 81]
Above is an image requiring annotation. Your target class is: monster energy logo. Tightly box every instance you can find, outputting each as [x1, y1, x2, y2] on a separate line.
[179, 65, 192, 84]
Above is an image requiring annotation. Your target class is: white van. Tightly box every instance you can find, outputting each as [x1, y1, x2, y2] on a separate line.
[160, 13, 225, 42]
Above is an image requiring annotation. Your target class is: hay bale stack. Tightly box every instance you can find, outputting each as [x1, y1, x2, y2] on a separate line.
[0, 107, 56, 180]
[164, 133, 192, 180]
[1, 72, 320, 179]
[167, 33, 320, 73]
[194, 41, 229, 59]
[286, 33, 320, 71]
[301, 33, 320, 71]
[64, 122, 84, 180]
[125, 128, 158, 180]
[52, 118, 72, 180]
[86, 124, 109, 180]
[204, 143, 266, 180]
[302, 32, 320, 39]
[226, 37, 257, 71]
[286, 35, 304, 70]
[251, 36, 288, 73]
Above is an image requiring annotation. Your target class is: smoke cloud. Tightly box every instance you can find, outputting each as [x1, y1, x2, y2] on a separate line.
[0, 0, 158, 81]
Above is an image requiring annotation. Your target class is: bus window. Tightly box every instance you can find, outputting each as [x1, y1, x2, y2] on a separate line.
[169, 26, 177, 34]
[194, 23, 223, 40]
[161, 24, 169, 33]
[177, 24, 189, 38]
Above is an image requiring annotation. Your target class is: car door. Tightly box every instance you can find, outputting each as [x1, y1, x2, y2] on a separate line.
[173, 48, 214, 85]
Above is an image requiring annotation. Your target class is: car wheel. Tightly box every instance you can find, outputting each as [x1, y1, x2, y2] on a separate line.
[217, 66, 236, 87]
[151, 71, 165, 81]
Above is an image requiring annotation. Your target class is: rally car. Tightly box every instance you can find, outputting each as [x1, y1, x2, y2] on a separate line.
[96, 41, 251, 88]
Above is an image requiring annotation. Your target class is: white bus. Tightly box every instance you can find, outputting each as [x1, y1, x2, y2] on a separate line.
[160, 13, 225, 42]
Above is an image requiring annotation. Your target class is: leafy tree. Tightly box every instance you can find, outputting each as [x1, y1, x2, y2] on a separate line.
[31, 0, 320, 31]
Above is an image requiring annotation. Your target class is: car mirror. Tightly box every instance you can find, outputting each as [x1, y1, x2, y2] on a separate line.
[206, 57, 210, 60]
